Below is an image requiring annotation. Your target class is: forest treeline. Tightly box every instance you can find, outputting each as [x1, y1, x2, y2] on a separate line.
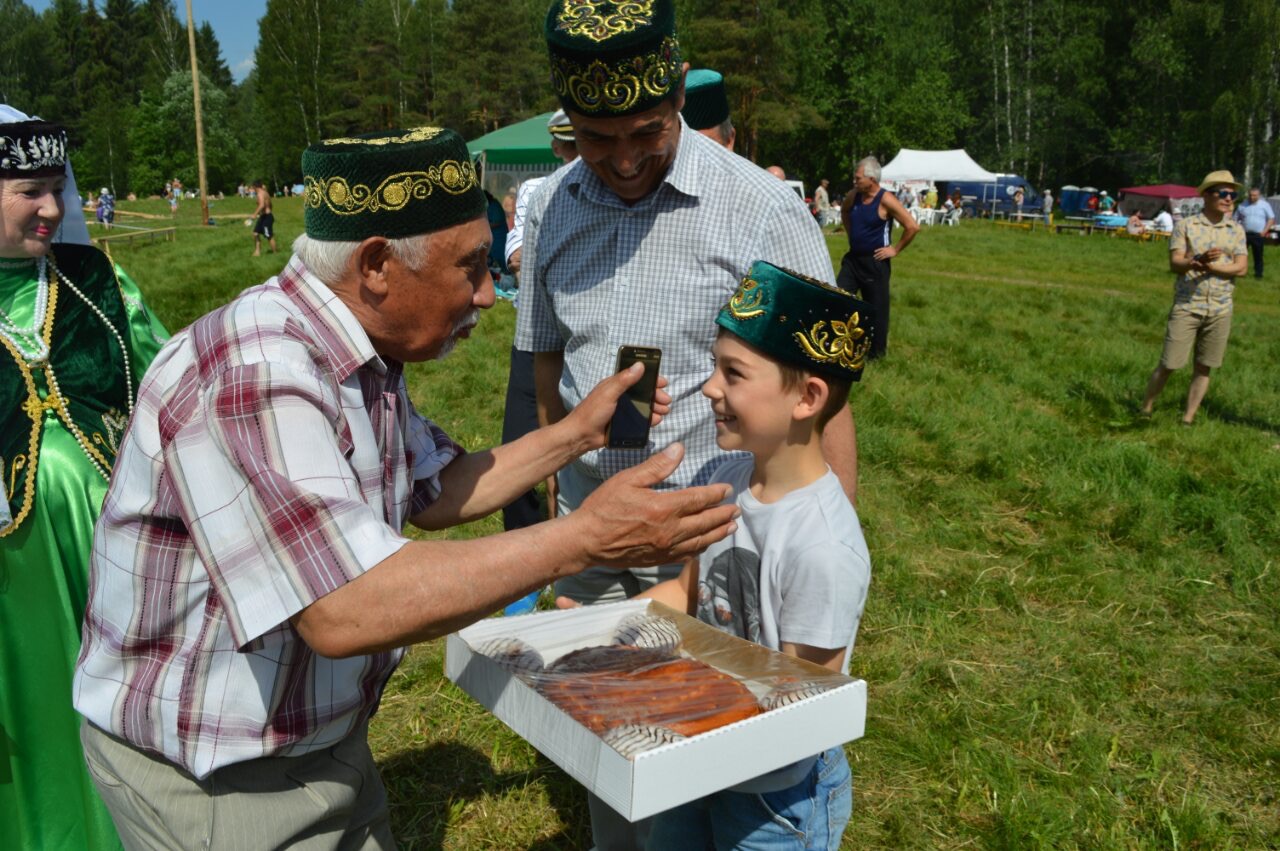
[1, 0, 1276, 197]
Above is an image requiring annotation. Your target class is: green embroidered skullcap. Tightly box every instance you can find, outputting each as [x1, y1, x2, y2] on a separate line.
[0, 120, 68, 178]
[302, 126, 485, 241]
[681, 69, 729, 130]
[716, 261, 873, 382]
[545, 0, 684, 117]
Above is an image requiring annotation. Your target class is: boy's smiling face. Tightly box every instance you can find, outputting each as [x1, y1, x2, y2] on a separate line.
[702, 333, 802, 456]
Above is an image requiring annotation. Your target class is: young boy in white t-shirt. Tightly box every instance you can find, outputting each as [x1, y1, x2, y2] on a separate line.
[639, 260, 873, 850]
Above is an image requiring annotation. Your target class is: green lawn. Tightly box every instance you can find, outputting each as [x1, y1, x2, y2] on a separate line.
[101, 199, 1280, 850]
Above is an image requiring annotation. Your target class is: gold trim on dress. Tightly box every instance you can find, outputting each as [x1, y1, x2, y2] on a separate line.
[794, 312, 871, 373]
[303, 162, 479, 216]
[556, 1, 655, 42]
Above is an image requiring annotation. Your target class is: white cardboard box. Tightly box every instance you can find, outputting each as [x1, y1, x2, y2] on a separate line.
[446, 599, 866, 821]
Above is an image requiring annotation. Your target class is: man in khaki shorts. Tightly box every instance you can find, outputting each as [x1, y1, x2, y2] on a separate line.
[1140, 170, 1248, 425]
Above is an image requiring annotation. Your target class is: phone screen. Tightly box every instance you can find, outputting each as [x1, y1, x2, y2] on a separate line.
[607, 346, 662, 449]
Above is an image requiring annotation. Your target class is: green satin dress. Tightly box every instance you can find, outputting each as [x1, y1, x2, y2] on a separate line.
[0, 250, 167, 851]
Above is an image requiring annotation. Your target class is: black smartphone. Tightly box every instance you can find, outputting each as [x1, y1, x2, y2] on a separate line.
[607, 346, 662, 449]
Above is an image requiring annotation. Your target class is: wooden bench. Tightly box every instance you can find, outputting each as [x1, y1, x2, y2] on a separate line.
[1055, 223, 1092, 235]
[996, 220, 1035, 232]
[92, 227, 176, 248]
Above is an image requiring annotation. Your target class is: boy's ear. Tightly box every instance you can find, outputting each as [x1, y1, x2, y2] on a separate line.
[793, 374, 831, 421]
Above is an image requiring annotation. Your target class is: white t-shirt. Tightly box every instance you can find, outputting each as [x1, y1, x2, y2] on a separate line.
[695, 457, 870, 674]
[1153, 210, 1174, 233]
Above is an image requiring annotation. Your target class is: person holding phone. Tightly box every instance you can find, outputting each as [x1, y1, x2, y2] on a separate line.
[518, 0, 858, 608]
[520, 10, 860, 846]
[1140, 170, 1248, 425]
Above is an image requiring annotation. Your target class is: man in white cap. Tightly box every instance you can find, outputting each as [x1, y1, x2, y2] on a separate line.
[1140, 170, 1248, 424]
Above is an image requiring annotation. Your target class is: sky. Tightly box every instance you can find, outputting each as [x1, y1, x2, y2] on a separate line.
[25, 0, 268, 82]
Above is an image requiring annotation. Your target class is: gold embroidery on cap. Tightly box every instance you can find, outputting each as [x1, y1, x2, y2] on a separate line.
[551, 36, 681, 114]
[727, 276, 765, 319]
[303, 162, 479, 216]
[558, 1, 654, 42]
[321, 127, 444, 147]
[795, 312, 871, 372]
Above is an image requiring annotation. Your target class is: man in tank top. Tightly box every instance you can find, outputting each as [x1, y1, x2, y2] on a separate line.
[837, 156, 919, 359]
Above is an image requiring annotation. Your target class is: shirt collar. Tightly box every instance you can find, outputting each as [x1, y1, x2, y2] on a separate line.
[567, 116, 703, 210]
[276, 253, 389, 381]
[1192, 212, 1233, 228]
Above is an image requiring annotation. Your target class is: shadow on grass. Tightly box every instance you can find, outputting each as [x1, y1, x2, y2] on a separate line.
[1199, 399, 1280, 435]
[380, 744, 589, 850]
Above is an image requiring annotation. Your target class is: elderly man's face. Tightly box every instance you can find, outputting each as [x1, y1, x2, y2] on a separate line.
[378, 217, 494, 362]
[568, 96, 682, 204]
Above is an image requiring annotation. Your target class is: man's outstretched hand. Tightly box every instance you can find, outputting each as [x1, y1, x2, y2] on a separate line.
[568, 443, 737, 568]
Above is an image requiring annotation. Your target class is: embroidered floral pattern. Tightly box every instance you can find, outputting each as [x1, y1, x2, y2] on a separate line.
[557, 0, 655, 42]
[550, 35, 681, 114]
[304, 161, 479, 216]
[795, 312, 872, 373]
[0, 131, 67, 173]
[321, 127, 444, 147]
[727, 276, 766, 319]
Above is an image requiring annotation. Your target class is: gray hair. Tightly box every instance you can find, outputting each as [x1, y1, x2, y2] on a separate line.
[292, 232, 431, 286]
[713, 118, 735, 146]
[857, 156, 882, 182]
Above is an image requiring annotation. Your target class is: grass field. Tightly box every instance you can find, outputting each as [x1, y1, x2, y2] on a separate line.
[98, 196, 1280, 850]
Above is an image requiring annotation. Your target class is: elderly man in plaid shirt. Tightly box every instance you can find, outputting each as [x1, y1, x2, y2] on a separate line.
[71, 128, 738, 850]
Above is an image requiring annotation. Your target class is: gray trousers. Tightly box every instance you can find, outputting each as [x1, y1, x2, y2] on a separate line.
[81, 720, 395, 850]
[552, 464, 683, 604]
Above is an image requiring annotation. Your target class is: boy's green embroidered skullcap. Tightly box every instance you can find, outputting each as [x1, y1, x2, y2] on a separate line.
[302, 126, 485, 242]
[681, 69, 729, 130]
[544, 0, 684, 117]
[716, 261, 873, 382]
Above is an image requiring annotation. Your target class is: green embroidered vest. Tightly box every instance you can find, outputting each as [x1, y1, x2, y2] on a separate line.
[1, 243, 133, 535]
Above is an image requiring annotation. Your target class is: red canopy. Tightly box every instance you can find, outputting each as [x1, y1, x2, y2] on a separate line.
[1119, 184, 1199, 198]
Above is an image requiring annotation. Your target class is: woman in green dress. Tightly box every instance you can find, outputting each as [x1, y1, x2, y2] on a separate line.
[0, 117, 167, 849]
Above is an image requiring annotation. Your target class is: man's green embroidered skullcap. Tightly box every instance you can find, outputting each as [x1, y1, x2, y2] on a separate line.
[544, 0, 684, 117]
[302, 126, 485, 242]
[716, 261, 873, 382]
[681, 69, 729, 130]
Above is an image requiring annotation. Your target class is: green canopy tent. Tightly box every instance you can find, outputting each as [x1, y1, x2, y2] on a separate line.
[467, 111, 561, 198]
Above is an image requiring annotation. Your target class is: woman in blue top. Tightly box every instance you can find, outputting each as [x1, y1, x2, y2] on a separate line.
[836, 157, 919, 359]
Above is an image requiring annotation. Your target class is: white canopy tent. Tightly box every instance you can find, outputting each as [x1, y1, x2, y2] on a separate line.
[880, 149, 998, 183]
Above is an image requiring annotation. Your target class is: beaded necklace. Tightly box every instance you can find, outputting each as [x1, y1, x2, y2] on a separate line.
[0, 256, 50, 364]
[0, 252, 134, 531]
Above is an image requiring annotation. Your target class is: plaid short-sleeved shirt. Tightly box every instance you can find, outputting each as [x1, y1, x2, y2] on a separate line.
[1169, 213, 1247, 317]
[514, 121, 834, 487]
[73, 256, 462, 779]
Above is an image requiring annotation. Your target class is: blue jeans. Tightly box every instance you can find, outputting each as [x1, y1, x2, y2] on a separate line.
[645, 747, 852, 850]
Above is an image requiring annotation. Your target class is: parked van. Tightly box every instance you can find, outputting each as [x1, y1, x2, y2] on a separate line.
[943, 174, 1040, 217]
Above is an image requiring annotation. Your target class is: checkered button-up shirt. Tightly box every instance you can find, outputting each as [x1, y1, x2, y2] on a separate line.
[1169, 213, 1247, 317]
[515, 122, 834, 487]
[73, 256, 462, 779]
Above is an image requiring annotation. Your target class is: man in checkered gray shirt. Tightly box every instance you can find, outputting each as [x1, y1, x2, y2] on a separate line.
[519, 0, 858, 608]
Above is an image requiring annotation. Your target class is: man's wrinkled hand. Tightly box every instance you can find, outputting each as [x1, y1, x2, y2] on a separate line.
[572, 443, 737, 567]
[563, 363, 672, 453]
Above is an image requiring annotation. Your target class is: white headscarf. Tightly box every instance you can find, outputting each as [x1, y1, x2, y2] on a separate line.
[0, 104, 91, 245]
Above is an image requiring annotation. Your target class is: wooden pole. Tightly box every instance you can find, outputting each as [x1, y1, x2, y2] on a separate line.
[184, 0, 209, 226]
